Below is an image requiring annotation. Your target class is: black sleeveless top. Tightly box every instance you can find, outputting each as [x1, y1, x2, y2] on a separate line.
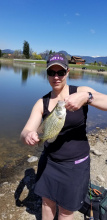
[42, 85, 90, 161]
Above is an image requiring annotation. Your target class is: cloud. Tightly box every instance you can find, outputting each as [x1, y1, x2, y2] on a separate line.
[90, 29, 95, 34]
[75, 13, 80, 16]
[92, 56, 100, 58]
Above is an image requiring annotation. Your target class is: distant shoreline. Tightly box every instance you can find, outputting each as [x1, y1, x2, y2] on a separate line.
[0, 58, 107, 75]
[69, 67, 107, 75]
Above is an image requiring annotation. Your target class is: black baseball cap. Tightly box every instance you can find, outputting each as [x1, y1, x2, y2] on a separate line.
[47, 53, 68, 70]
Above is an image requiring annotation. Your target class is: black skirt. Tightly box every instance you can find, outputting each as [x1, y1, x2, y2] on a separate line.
[34, 152, 90, 211]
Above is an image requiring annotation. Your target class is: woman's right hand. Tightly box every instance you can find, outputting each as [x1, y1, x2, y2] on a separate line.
[21, 131, 40, 146]
[20, 99, 43, 146]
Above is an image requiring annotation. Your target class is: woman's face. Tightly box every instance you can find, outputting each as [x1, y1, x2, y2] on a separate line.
[47, 65, 69, 90]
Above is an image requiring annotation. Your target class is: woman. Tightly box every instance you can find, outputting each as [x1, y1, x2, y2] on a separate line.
[20, 53, 107, 220]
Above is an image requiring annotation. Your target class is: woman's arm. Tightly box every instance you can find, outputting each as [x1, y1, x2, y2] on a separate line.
[64, 86, 107, 111]
[20, 98, 43, 145]
[78, 86, 107, 111]
[90, 92, 107, 110]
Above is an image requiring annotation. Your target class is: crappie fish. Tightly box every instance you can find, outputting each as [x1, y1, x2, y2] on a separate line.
[37, 100, 66, 147]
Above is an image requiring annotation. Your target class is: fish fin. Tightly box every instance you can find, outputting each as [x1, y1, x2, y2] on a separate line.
[47, 135, 58, 143]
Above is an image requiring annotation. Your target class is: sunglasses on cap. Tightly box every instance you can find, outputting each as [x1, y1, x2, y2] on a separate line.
[47, 69, 67, 76]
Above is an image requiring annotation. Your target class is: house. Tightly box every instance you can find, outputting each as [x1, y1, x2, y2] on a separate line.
[8, 54, 12, 57]
[69, 56, 85, 65]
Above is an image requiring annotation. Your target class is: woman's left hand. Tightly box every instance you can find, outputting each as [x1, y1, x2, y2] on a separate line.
[64, 92, 88, 111]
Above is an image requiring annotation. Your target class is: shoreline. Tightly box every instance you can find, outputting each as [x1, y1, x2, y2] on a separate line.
[1, 58, 107, 75]
[0, 127, 107, 220]
[69, 67, 107, 75]
[0, 127, 107, 184]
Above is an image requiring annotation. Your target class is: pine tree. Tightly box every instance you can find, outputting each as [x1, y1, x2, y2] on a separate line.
[23, 41, 30, 59]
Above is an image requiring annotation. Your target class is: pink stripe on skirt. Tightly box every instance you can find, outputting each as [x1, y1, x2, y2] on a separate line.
[75, 155, 89, 164]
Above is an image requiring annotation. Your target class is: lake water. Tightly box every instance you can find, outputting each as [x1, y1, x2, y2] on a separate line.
[0, 62, 107, 181]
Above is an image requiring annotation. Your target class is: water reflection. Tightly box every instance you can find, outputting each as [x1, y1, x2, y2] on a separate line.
[1, 61, 107, 84]
[13, 63, 47, 82]
[22, 68, 29, 82]
[69, 71, 82, 79]
[21, 68, 47, 83]
[69, 69, 107, 84]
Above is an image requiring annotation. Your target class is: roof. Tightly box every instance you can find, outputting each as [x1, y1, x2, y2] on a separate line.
[71, 56, 85, 62]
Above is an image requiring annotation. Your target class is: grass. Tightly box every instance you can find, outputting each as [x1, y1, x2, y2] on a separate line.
[0, 58, 46, 64]
[13, 59, 46, 64]
[1, 58, 107, 71]
[69, 64, 107, 71]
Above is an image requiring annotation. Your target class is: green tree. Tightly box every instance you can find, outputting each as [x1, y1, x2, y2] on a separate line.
[98, 62, 102, 66]
[32, 52, 42, 60]
[49, 50, 52, 54]
[49, 50, 55, 54]
[32, 52, 38, 59]
[23, 41, 30, 59]
[37, 54, 42, 60]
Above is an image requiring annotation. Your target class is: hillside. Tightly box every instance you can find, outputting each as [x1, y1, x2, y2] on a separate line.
[2, 49, 14, 54]
[59, 50, 107, 64]
[1, 49, 107, 64]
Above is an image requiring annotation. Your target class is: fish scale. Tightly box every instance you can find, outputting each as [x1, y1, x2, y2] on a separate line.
[37, 101, 66, 147]
[42, 114, 61, 139]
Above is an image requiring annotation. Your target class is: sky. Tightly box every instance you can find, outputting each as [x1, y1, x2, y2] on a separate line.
[0, 0, 107, 57]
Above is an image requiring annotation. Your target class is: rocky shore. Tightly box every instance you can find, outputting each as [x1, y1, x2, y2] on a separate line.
[0, 128, 107, 220]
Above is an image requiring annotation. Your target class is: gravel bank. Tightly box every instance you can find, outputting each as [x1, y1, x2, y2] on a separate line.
[0, 128, 107, 220]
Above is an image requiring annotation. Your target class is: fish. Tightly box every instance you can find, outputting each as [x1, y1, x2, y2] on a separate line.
[37, 100, 66, 147]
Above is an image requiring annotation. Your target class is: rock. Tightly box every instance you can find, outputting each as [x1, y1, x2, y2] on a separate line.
[96, 175, 105, 183]
[91, 133, 95, 136]
[2, 182, 8, 185]
[0, 193, 5, 197]
[11, 190, 15, 193]
[10, 214, 13, 219]
[90, 148, 102, 156]
[95, 134, 99, 138]
[27, 156, 38, 163]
